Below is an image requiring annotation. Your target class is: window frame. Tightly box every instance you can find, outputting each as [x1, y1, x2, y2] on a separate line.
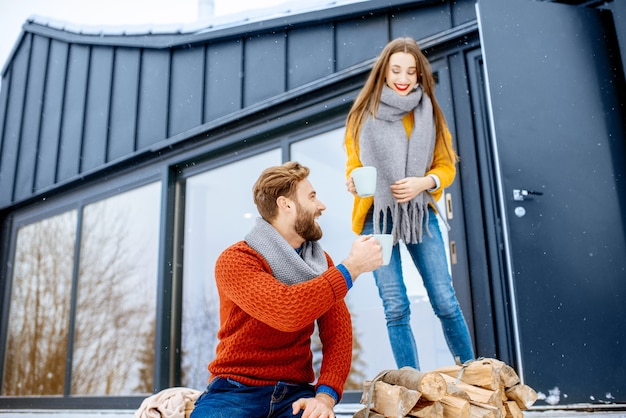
[0, 165, 165, 409]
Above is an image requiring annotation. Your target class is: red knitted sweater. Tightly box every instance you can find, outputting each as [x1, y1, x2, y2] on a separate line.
[208, 240, 353, 400]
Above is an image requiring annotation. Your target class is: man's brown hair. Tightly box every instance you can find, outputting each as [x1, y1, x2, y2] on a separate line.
[253, 161, 310, 221]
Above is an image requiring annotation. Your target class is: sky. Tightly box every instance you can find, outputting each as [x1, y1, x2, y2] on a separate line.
[0, 0, 320, 71]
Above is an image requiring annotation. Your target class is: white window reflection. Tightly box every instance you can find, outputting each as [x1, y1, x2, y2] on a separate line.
[72, 182, 161, 395]
[2, 181, 161, 397]
[181, 150, 281, 389]
[2, 211, 77, 396]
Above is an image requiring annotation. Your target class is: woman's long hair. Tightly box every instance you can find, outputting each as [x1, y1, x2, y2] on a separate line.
[345, 37, 458, 162]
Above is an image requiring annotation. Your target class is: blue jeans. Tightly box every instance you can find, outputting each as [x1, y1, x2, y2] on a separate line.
[363, 206, 474, 370]
[190, 377, 315, 418]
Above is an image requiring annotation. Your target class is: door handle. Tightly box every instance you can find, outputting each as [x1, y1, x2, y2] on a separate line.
[513, 189, 543, 201]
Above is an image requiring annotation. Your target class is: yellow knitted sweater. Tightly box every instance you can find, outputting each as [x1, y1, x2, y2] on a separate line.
[345, 112, 456, 235]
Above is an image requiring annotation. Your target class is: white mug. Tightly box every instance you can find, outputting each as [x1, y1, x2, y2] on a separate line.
[351, 166, 377, 197]
[372, 233, 393, 266]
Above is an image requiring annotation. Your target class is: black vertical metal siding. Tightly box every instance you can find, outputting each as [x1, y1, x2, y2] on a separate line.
[0, 37, 30, 206]
[0, 72, 8, 188]
[58, 44, 89, 182]
[14, 35, 48, 202]
[205, 40, 242, 121]
[82, 46, 113, 173]
[335, 15, 388, 70]
[244, 32, 287, 107]
[0, 0, 480, 210]
[286, 24, 334, 89]
[390, 4, 450, 40]
[170, 46, 204, 137]
[138, 49, 170, 149]
[35, 39, 67, 192]
[109, 47, 140, 161]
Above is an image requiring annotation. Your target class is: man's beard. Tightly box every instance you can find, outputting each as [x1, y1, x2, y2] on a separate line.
[294, 201, 323, 241]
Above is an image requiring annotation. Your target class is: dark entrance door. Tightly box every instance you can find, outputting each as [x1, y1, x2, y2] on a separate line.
[478, 0, 626, 405]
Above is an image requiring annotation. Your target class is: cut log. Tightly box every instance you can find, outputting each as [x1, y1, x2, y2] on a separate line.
[361, 380, 421, 417]
[352, 407, 385, 418]
[497, 364, 521, 389]
[447, 383, 471, 401]
[439, 373, 503, 408]
[469, 404, 499, 418]
[408, 400, 444, 418]
[504, 400, 523, 418]
[436, 358, 520, 391]
[440, 394, 470, 418]
[381, 367, 447, 401]
[506, 383, 538, 410]
[470, 401, 504, 418]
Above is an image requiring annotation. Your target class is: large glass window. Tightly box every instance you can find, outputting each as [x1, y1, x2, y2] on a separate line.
[2, 181, 161, 397]
[2, 211, 77, 396]
[71, 182, 161, 395]
[181, 150, 281, 389]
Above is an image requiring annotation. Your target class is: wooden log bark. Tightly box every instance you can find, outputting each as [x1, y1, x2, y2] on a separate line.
[504, 400, 523, 418]
[497, 363, 521, 389]
[469, 404, 499, 418]
[440, 394, 471, 418]
[352, 408, 385, 418]
[506, 383, 538, 410]
[408, 400, 444, 418]
[361, 380, 421, 417]
[381, 367, 447, 401]
[447, 383, 471, 401]
[436, 358, 520, 391]
[439, 373, 503, 408]
[470, 401, 504, 418]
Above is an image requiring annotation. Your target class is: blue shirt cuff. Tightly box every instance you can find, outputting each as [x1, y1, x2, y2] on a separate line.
[336, 263, 353, 290]
[316, 385, 339, 404]
[427, 174, 440, 192]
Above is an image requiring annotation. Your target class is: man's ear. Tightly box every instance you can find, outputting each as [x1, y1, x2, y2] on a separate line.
[276, 196, 292, 212]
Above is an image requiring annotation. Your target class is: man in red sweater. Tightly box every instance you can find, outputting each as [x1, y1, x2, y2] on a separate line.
[190, 161, 383, 418]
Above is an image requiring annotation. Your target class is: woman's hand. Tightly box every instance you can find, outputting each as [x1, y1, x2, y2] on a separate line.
[390, 176, 435, 203]
[346, 176, 357, 196]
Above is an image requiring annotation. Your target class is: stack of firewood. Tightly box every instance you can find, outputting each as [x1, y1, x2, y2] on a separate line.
[354, 358, 537, 418]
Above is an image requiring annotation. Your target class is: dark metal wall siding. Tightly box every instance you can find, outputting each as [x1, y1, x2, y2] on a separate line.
[138, 49, 170, 149]
[14, 35, 48, 202]
[0, 0, 476, 210]
[171, 47, 204, 136]
[0, 73, 8, 184]
[58, 44, 89, 182]
[0, 37, 30, 207]
[109, 47, 141, 161]
[36, 39, 67, 192]
[336, 15, 388, 70]
[390, 3, 451, 40]
[287, 24, 334, 89]
[206, 40, 242, 121]
[244, 32, 287, 107]
[83, 46, 113, 172]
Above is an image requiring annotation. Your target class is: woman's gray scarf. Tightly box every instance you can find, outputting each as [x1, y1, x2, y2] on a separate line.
[245, 217, 328, 285]
[359, 85, 436, 244]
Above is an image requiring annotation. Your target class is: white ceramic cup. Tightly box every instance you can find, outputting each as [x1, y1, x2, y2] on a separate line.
[372, 233, 393, 266]
[351, 166, 377, 197]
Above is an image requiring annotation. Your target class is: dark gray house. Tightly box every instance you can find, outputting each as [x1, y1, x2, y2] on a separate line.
[1, 0, 625, 414]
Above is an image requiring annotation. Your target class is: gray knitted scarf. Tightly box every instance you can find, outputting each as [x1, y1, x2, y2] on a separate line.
[359, 85, 436, 244]
[245, 217, 328, 285]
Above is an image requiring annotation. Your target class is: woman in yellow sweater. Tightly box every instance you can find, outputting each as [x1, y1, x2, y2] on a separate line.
[344, 37, 474, 370]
